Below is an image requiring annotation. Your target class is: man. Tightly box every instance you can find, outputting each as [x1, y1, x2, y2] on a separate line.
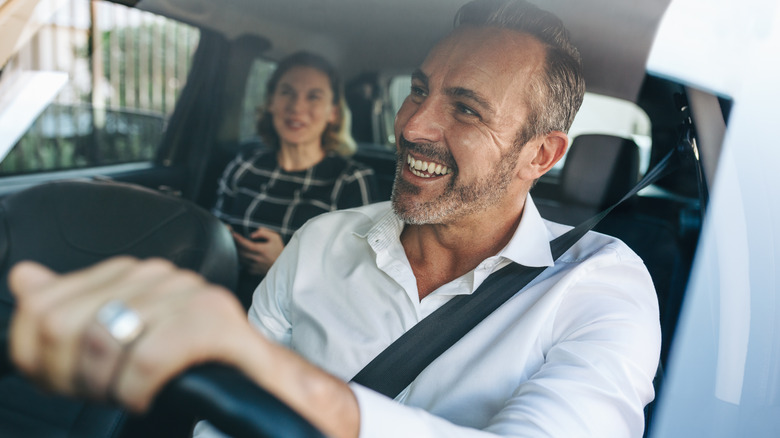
[8, 0, 661, 437]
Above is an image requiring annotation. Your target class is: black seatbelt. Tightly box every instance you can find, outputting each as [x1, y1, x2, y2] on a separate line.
[351, 147, 681, 399]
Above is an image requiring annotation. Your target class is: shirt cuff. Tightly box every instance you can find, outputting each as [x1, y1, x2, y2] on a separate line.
[349, 383, 435, 438]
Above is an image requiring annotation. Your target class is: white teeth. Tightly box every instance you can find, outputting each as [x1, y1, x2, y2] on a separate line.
[407, 154, 451, 177]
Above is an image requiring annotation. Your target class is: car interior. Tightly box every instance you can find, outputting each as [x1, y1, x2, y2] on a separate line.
[0, 0, 734, 436]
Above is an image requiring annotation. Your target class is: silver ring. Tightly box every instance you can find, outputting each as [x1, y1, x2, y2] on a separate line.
[96, 300, 144, 346]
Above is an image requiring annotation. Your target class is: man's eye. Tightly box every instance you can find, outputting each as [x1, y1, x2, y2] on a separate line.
[456, 103, 480, 118]
[411, 85, 427, 97]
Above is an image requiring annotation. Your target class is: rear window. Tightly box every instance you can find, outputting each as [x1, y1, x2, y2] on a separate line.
[238, 58, 277, 143]
[566, 93, 651, 174]
[0, 0, 200, 176]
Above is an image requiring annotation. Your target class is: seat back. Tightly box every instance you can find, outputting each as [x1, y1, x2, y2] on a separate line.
[535, 134, 695, 369]
[0, 179, 238, 438]
[536, 134, 640, 225]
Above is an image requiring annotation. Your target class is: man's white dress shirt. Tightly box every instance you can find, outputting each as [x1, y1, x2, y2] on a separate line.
[197, 195, 661, 437]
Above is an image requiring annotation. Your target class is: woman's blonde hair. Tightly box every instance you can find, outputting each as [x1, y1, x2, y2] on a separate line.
[256, 51, 356, 156]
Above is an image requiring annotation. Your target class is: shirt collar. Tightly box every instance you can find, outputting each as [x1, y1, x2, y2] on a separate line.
[361, 195, 554, 269]
[361, 206, 404, 254]
[496, 194, 555, 268]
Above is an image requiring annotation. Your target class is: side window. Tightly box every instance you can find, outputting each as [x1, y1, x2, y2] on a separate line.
[383, 75, 651, 174]
[384, 75, 412, 147]
[388, 75, 412, 122]
[239, 58, 277, 144]
[0, 0, 199, 176]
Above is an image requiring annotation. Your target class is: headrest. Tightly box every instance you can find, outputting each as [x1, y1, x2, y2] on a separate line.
[560, 134, 640, 208]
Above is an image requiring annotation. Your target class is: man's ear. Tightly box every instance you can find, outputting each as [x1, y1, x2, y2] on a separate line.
[522, 131, 568, 179]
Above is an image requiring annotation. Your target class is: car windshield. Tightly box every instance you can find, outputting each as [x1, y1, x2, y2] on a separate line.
[2, 0, 779, 437]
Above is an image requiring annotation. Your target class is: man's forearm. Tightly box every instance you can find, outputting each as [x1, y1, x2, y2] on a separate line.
[235, 330, 361, 438]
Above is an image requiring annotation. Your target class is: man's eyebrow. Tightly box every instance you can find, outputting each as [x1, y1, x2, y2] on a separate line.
[411, 69, 428, 88]
[411, 69, 495, 115]
[446, 87, 495, 114]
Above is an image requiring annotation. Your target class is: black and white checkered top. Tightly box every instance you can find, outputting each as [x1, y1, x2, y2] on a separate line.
[213, 147, 378, 243]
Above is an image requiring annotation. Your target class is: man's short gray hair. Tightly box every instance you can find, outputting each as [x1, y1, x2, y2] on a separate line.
[454, 0, 586, 145]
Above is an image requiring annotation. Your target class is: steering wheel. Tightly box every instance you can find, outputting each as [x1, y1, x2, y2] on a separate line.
[0, 325, 325, 438]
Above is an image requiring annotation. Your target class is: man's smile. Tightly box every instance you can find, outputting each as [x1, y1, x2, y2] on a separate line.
[407, 154, 453, 178]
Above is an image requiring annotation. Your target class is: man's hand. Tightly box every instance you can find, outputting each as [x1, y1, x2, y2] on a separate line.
[231, 227, 285, 276]
[8, 258, 257, 411]
[7, 258, 359, 438]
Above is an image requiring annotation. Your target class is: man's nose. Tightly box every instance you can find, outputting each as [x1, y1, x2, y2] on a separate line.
[401, 98, 446, 144]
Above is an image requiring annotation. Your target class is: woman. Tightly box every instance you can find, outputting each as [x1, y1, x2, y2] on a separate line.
[213, 51, 377, 306]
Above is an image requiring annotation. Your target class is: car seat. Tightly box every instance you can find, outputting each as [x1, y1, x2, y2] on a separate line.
[535, 133, 641, 224]
[0, 178, 239, 438]
[535, 134, 693, 369]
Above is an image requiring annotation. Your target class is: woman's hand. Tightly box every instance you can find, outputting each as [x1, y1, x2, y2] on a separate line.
[8, 258, 258, 412]
[230, 227, 285, 276]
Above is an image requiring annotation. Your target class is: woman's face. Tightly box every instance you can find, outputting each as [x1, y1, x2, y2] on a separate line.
[268, 66, 338, 150]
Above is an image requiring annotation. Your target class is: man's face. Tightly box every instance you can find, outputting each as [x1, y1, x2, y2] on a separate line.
[391, 27, 548, 225]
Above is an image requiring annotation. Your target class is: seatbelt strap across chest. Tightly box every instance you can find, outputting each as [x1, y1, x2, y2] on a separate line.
[350, 148, 681, 399]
